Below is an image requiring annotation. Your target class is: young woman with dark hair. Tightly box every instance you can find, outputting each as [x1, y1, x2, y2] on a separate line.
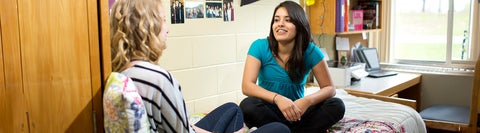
[239, 1, 345, 132]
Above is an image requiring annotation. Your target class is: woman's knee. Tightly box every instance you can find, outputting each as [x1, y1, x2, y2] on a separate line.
[222, 102, 239, 109]
[326, 97, 345, 110]
[253, 122, 291, 133]
[211, 102, 240, 114]
[325, 97, 345, 120]
[239, 97, 260, 114]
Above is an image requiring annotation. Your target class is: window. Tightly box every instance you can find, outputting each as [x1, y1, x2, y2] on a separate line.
[390, 0, 478, 66]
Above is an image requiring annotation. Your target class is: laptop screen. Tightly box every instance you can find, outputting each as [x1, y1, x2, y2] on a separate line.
[361, 48, 381, 71]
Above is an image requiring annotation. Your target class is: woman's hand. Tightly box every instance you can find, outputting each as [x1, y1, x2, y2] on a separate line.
[274, 95, 303, 122]
[191, 124, 212, 133]
[233, 127, 246, 133]
[293, 98, 311, 115]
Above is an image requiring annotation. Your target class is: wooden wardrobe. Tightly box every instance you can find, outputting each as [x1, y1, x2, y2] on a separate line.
[0, 0, 111, 132]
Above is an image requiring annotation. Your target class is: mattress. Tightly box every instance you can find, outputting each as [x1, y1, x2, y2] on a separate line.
[306, 87, 427, 133]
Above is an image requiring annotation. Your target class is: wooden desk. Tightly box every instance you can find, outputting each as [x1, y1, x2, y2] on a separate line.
[344, 72, 422, 96]
[344, 72, 422, 110]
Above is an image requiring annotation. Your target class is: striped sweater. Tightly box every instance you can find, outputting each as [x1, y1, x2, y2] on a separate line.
[122, 61, 195, 133]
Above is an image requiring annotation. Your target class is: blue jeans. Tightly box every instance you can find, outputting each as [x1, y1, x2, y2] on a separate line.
[195, 102, 290, 133]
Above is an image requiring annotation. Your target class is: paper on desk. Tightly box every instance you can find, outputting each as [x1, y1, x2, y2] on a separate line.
[350, 42, 363, 62]
[336, 37, 350, 50]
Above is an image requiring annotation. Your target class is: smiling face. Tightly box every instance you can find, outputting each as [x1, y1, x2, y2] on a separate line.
[272, 7, 297, 44]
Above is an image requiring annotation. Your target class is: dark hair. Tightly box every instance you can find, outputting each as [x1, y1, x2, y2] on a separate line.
[268, 1, 312, 83]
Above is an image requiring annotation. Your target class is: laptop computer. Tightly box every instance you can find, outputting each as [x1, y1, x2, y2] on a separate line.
[360, 48, 398, 78]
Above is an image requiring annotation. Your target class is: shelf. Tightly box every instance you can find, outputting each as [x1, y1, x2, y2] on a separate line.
[335, 29, 381, 35]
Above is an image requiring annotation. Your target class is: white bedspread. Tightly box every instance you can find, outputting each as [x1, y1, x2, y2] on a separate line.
[306, 87, 427, 133]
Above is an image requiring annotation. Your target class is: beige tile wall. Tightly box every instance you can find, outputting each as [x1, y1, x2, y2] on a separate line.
[159, 0, 300, 114]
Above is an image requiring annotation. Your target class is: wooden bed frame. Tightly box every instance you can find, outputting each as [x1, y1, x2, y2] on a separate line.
[305, 83, 417, 110]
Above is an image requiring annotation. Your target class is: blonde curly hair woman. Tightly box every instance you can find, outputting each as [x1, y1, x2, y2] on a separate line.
[110, 0, 168, 72]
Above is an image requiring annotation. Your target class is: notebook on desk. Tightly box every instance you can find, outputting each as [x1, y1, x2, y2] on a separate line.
[359, 48, 398, 78]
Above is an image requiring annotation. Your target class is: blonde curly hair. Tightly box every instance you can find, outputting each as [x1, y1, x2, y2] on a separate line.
[110, 0, 165, 72]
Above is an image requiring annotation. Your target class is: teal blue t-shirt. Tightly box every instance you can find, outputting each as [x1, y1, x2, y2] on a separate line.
[248, 38, 324, 100]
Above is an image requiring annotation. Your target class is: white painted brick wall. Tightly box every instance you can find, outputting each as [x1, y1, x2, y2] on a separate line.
[159, 0, 299, 114]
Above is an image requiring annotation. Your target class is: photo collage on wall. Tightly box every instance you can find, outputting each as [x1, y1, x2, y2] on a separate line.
[172, 0, 235, 24]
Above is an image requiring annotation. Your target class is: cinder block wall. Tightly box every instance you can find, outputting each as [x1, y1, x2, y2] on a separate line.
[159, 0, 300, 114]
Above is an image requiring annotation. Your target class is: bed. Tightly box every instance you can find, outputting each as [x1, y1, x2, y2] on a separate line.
[305, 87, 427, 133]
[189, 87, 426, 133]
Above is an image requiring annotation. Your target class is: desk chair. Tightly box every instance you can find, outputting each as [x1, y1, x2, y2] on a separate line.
[419, 55, 480, 132]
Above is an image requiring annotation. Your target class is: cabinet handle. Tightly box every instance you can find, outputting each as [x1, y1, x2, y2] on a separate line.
[93, 111, 97, 133]
[26, 112, 31, 132]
